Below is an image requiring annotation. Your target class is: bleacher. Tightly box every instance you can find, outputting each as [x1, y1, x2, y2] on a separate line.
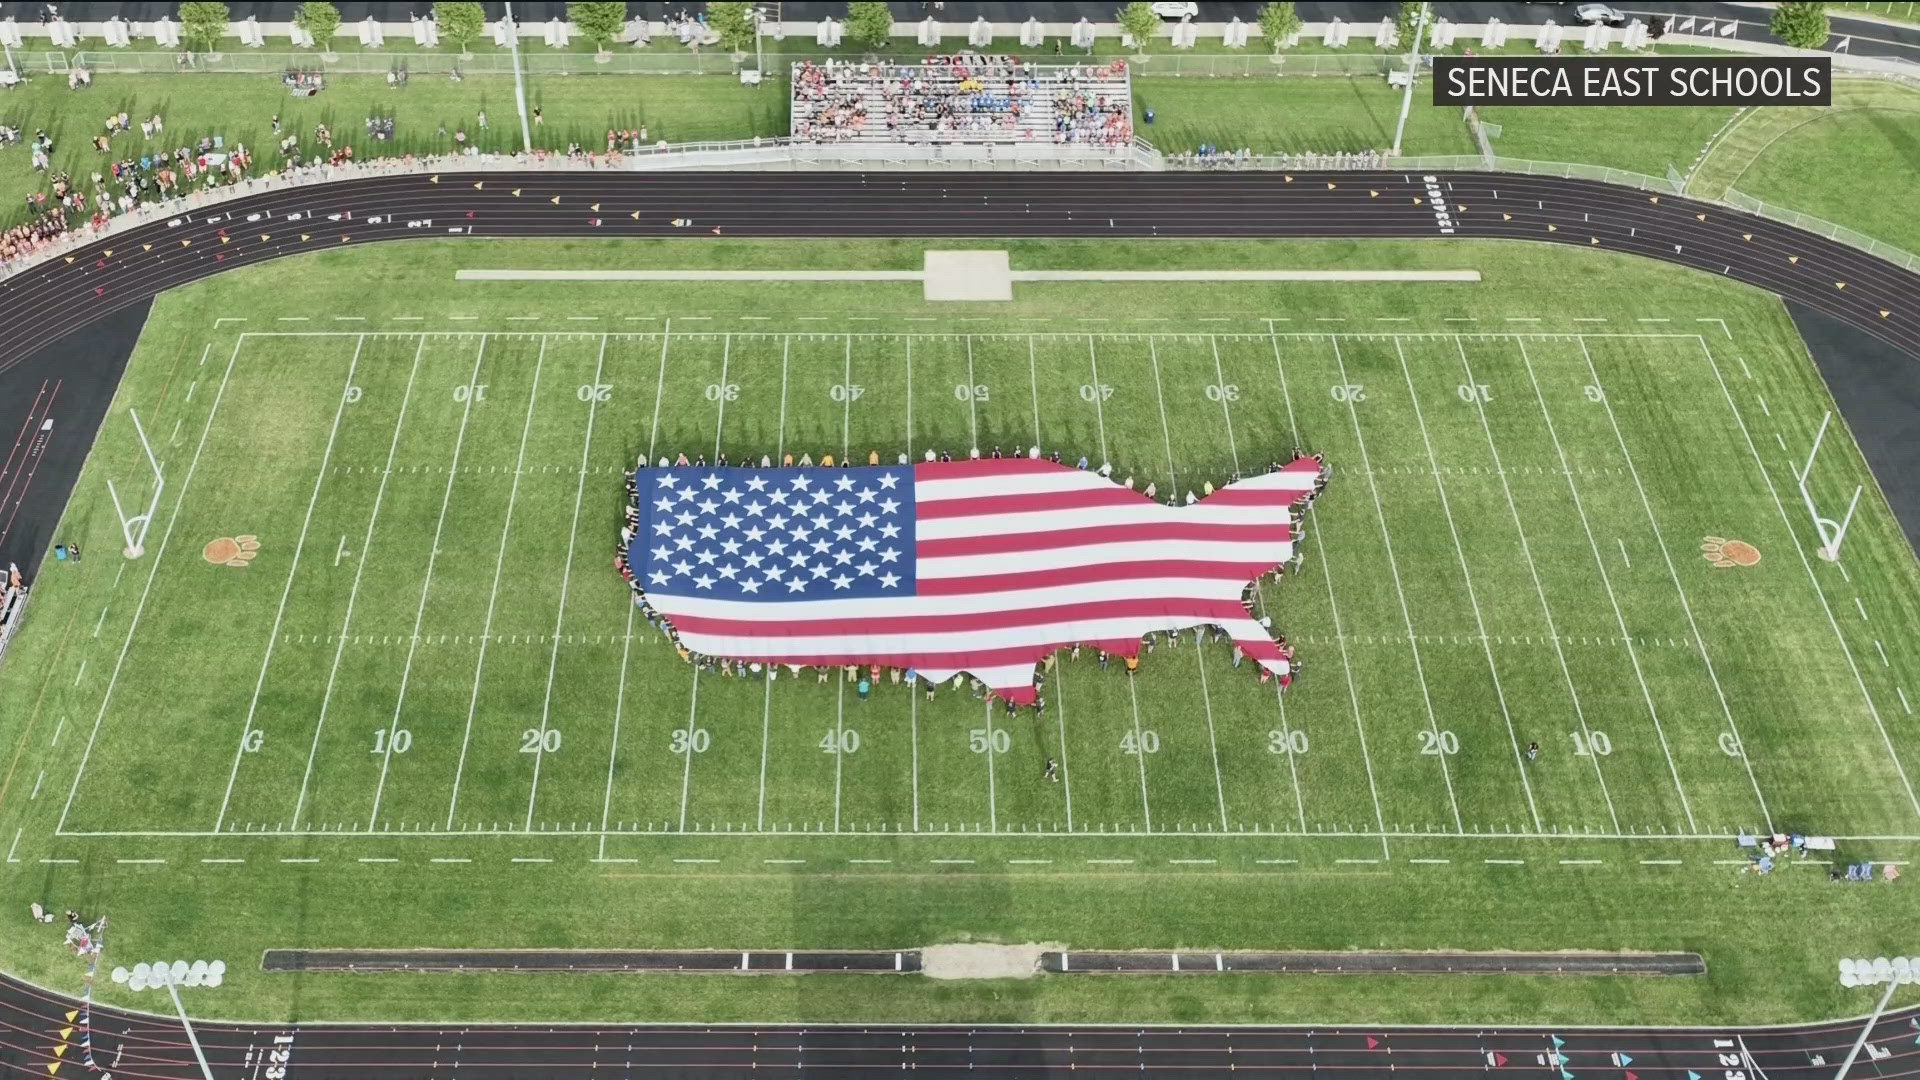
[791, 56, 1134, 148]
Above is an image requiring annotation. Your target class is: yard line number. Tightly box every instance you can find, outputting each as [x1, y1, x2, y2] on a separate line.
[577, 383, 613, 402]
[705, 383, 740, 402]
[829, 384, 865, 402]
[1079, 384, 1114, 401]
[1120, 730, 1160, 756]
[969, 727, 1010, 754]
[954, 384, 991, 401]
[371, 729, 411, 755]
[1569, 730, 1613, 756]
[1457, 383, 1493, 403]
[670, 727, 711, 754]
[821, 729, 860, 754]
[1267, 729, 1309, 754]
[452, 383, 487, 403]
[1330, 383, 1366, 403]
[520, 728, 561, 753]
[1418, 729, 1459, 756]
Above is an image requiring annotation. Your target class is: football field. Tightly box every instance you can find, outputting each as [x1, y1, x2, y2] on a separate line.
[4, 238, 1919, 1024]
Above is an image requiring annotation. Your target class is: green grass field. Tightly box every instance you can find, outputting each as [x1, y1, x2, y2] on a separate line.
[1, 237, 1918, 1027]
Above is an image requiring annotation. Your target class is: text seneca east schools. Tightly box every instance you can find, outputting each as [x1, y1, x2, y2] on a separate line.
[1441, 64, 1824, 102]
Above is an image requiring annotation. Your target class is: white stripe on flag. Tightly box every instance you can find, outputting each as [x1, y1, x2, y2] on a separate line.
[676, 613, 1268, 658]
[915, 502, 1295, 539]
[654, 575, 1279, 619]
[920, 539, 1291, 579]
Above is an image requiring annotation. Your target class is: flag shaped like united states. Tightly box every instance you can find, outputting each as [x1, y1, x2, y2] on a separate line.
[630, 457, 1323, 703]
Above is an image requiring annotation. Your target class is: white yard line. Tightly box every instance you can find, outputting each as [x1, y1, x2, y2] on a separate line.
[1578, 336, 1772, 832]
[1392, 340, 1541, 831]
[446, 336, 549, 827]
[1268, 322, 1385, 855]
[1085, 336, 1110, 466]
[1027, 337, 1043, 446]
[1328, 338, 1465, 833]
[646, 321, 672, 461]
[1122, 676, 1155, 831]
[963, 335, 979, 452]
[523, 334, 609, 830]
[1145, 339, 1180, 492]
[58, 339, 244, 835]
[596, 603, 639, 862]
[755, 675, 773, 832]
[904, 337, 913, 459]
[981, 699, 997, 833]
[213, 335, 365, 833]
[841, 335, 853, 458]
[1695, 336, 1920, 822]
[712, 334, 732, 459]
[677, 673, 701, 832]
[1207, 337, 1242, 475]
[1051, 658, 1076, 832]
[1517, 340, 1696, 831]
[290, 338, 424, 829]
[370, 337, 490, 827]
[834, 679, 848, 832]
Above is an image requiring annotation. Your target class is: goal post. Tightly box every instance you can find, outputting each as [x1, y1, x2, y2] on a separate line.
[105, 409, 164, 560]
[1796, 411, 1863, 563]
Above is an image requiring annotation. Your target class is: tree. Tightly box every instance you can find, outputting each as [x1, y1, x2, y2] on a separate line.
[846, 2, 893, 50]
[293, 1, 341, 56]
[569, 1, 627, 56]
[1394, 1, 1424, 51]
[706, 2, 758, 54]
[178, 1, 231, 53]
[1771, 1, 1830, 49]
[1256, 1, 1299, 53]
[435, 1, 488, 56]
[1117, 2, 1160, 55]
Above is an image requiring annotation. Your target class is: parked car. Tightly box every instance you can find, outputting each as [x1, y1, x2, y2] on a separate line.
[1574, 3, 1628, 26]
[1150, 2, 1199, 20]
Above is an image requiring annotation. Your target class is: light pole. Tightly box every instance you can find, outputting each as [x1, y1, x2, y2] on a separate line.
[504, 1, 533, 154]
[1390, 2, 1430, 158]
[113, 959, 226, 1080]
[752, 6, 766, 74]
[1834, 956, 1914, 1079]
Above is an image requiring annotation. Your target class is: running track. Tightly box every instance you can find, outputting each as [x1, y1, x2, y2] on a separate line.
[3, 170, 1920, 1075]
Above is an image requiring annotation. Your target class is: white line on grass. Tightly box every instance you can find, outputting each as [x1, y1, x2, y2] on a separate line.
[647, 321, 672, 461]
[58, 339, 243, 836]
[1329, 338, 1464, 833]
[904, 337, 914, 459]
[4, 828, 19, 863]
[841, 335, 853, 458]
[1027, 337, 1043, 448]
[290, 338, 424, 829]
[755, 674, 773, 832]
[214, 336, 365, 833]
[711, 334, 732, 460]
[1578, 336, 1772, 832]
[1695, 336, 1920, 822]
[1081, 362, 1151, 833]
[522, 335, 609, 830]
[834, 679, 848, 832]
[1517, 340, 1695, 831]
[447, 336, 548, 827]
[596, 602, 639, 862]
[963, 335, 979, 452]
[1393, 339, 1542, 831]
[1267, 322, 1387, 855]
[981, 699, 998, 833]
[1085, 336, 1110, 466]
[1051, 658, 1077, 833]
[369, 337, 489, 827]
[1450, 337, 1617, 831]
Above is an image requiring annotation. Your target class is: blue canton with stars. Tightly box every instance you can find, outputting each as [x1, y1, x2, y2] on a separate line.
[631, 466, 918, 601]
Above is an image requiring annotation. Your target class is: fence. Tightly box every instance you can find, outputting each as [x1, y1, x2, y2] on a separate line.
[42, 48, 1401, 79]
[1720, 188, 1920, 273]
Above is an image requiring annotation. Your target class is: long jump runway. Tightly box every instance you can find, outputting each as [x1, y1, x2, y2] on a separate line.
[0, 968, 1915, 1078]
[3, 171, 1919, 1072]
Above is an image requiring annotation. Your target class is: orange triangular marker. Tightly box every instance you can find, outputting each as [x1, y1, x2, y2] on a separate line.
[1743, 233, 1753, 241]
[512, 188, 522, 197]
[1591, 237, 1600, 245]
[340, 235, 351, 242]
[1835, 281, 1845, 289]
[220, 236, 230, 244]
[1696, 213, 1706, 221]
[1457, 204, 1466, 212]
[1883, 310, 1892, 318]
[550, 195, 561, 205]
[64, 256, 74, 264]
[1369, 190, 1379, 198]
[46, 1062, 59, 1075]
[301, 233, 311, 241]
[142, 244, 152, 252]
[1547, 224, 1557, 232]
[260, 234, 270, 242]
[1649, 196, 1659, 203]
[1788, 255, 1798, 263]
[52, 1045, 66, 1058]
[591, 202, 601, 212]
[430, 175, 440, 183]
[1283, 175, 1293, 183]
[58, 1028, 71, 1041]
[630, 210, 640, 220]
[1502, 213, 1512, 221]
[63, 1011, 75, 1023]
[1413, 196, 1422, 205]
[1326, 182, 1336, 189]
[473, 181, 483, 189]
[180, 239, 191, 247]
[103, 250, 112, 258]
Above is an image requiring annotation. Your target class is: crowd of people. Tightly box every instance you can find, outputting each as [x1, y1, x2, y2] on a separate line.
[1172, 147, 1390, 170]
[613, 448, 1327, 712]
[792, 55, 1134, 147]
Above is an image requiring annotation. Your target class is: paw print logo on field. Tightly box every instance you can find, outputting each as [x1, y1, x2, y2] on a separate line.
[204, 535, 261, 568]
[1701, 536, 1760, 568]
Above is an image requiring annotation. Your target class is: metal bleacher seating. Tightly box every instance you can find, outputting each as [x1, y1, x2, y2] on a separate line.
[790, 55, 1134, 148]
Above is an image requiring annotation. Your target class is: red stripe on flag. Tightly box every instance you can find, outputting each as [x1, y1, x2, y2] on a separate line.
[916, 486, 1149, 519]
[666, 597, 1255, 638]
[917, 559, 1278, 595]
[917, 521, 1291, 558]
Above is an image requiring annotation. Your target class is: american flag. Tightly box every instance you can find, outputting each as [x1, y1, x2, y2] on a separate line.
[629, 457, 1322, 703]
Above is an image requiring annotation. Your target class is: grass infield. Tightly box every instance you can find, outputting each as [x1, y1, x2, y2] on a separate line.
[0, 237, 1917, 1026]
